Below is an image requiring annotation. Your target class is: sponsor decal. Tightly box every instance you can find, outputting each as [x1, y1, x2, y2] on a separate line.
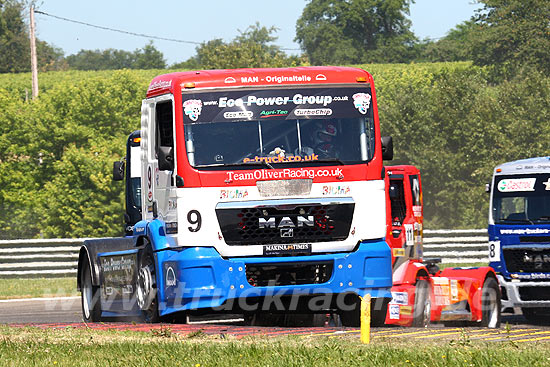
[432, 280, 451, 306]
[260, 109, 289, 118]
[315, 74, 327, 81]
[280, 228, 294, 238]
[223, 111, 253, 119]
[391, 292, 409, 305]
[224, 77, 237, 84]
[523, 254, 550, 270]
[226, 168, 344, 182]
[393, 248, 405, 257]
[243, 154, 318, 164]
[165, 266, 177, 287]
[101, 255, 135, 273]
[168, 199, 177, 211]
[352, 93, 371, 114]
[511, 273, 550, 280]
[263, 243, 312, 256]
[294, 108, 332, 116]
[389, 304, 400, 320]
[497, 178, 536, 192]
[322, 185, 350, 196]
[218, 94, 333, 108]
[219, 189, 249, 200]
[183, 99, 203, 121]
[450, 279, 459, 302]
[399, 305, 413, 316]
[148, 80, 172, 92]
[413, 205, 422, 218]
[166, 222, 178, 235]
[500, 228, 550, 235]
[135, 226, 145, 234]
[544, 178, 550, 190]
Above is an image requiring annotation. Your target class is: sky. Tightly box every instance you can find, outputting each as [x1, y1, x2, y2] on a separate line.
[33, 1, 482, 65]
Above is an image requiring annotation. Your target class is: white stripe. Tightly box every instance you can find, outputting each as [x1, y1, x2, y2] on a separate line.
[0, 296, 79, 303]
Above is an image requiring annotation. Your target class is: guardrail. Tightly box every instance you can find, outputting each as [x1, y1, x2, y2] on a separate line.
[0, 229, 489, 278]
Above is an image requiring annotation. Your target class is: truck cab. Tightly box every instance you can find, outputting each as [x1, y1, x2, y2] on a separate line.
[488, 157, 550, 322]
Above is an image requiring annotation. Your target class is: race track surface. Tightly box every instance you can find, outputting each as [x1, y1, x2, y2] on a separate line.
[1, 297, 549, 343]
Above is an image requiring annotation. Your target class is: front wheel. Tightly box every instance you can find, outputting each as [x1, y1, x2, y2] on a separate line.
[80, 259, 101, 322]
[412, 279, 431, 327]
[480, 277, 501, 328]
[136, 244, 159, 323]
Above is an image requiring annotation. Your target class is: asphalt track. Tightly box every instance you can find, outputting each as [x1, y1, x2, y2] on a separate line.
[1, 297, 550, 343]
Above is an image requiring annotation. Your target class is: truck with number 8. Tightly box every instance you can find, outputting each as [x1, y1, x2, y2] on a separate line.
[77, 67, 395, 325]
[487, 157, 550, 322]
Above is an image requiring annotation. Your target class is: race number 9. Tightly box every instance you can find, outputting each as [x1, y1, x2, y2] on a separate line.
[488, 240, 500, 262]
[187, 210, 202, 232]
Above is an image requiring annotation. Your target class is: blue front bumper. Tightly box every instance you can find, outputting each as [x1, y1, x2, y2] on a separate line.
[155, 239, 392, 316]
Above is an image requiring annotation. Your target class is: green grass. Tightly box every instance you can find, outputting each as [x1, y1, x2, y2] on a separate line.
[0, 326, 549, 367]
[0, 277, 77, 300]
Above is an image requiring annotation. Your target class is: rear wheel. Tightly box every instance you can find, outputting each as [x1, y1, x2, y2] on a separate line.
[480, 277, 501, 328]
[136, 243, 159, 323]
[412, 279, 431, 327]
[80, 259, 101, 322]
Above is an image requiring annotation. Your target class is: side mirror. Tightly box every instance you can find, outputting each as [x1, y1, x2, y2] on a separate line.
[158, 146, 174, 171]
[381, 136, 393, 161]
[113, 160, 125, 181]
[485, 183, 491, 193]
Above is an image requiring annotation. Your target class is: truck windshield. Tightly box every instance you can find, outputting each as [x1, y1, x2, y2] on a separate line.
[492, 174, 550, 224]
[181, 86, 376, 167]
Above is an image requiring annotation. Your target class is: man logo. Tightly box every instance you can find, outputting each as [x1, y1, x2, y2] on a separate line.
[280, 228, 294, 238]
[166, 266, 177, 287]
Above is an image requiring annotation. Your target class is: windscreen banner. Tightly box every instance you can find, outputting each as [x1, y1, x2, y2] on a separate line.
[182, 87, 373, 124]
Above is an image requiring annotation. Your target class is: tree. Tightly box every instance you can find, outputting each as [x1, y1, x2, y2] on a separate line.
[66, 42, 166, 70]
[470, 0, 550, 73]
[420, 21, 478, 62]
[0, 0, 67, 73]
[176, 23, 305, 70]
[295, 0, 417, 65]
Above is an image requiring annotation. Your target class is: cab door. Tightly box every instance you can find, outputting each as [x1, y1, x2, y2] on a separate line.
[141, 96, 176, 224]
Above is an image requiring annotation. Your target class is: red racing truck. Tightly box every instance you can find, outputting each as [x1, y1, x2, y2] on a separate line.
[383, 165, 501, 327]
[77, 67, 395, 325]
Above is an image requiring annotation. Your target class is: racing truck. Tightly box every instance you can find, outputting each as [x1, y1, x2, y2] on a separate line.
[77, 66, 395, 324]
[382, 165, 501, 327]
[487, 157, 550, 322]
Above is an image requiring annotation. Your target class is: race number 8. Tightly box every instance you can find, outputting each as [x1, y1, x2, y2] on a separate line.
[488, 240, 500, 262]
[187, 210, 202, 232]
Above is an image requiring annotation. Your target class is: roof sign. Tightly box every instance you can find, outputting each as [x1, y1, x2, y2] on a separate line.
[497, 178, 536, 192]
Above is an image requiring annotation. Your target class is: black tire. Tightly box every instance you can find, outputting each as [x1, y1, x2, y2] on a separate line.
[480, 277, 501, 328]
[340, 295, 388, 327]
[412, 279, 431, 327]
[340, 294, 360, 327]
[522, 308, 550, 325]
[80, 259, 101, 322]
[136, 243, 160, 323]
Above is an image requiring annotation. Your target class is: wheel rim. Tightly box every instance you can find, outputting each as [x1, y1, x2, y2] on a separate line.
[422, 294, 431, 327]
[137, 265, 153, 310]
[486, 290, 499, 328]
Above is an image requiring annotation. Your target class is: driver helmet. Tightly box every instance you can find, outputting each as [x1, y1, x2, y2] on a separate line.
[313, 121, 337, 156]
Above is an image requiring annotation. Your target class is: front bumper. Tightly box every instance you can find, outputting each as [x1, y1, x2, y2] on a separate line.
[497, 274, 550, 309]
[155, 239, 392, 316]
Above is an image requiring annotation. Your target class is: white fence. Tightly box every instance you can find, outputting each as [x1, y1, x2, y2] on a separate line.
[0, 229, 489, 278]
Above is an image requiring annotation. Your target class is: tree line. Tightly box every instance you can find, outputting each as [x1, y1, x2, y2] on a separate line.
[1, 0, 549, 73]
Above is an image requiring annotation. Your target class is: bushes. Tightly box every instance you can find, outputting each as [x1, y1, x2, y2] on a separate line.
[0, 65, 548, 238]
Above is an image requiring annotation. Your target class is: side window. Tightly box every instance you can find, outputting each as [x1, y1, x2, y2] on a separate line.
[155, 101, 174, 157]
[389, 179, 406, 225]
[409, 175, 421, 207]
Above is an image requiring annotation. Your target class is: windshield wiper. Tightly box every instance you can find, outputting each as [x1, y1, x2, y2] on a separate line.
[533, 216, 550, 222]
[195, 161, 274, 169]
[312, 158, 345, 165]
[499, 218, 534, 224]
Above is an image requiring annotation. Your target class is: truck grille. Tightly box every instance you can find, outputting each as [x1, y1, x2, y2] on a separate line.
[519, 286, 550, 301]
[503, 248, 550, 273]
[246, 261, 333, 287]
[216, 199, 354, 246]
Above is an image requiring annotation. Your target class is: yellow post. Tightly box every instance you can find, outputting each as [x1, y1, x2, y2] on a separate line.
[360, 294, 371, 344]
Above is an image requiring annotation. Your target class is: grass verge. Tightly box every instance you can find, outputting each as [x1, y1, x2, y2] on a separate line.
[0, 325, 549, 367]
[0, 277, 77, 300]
